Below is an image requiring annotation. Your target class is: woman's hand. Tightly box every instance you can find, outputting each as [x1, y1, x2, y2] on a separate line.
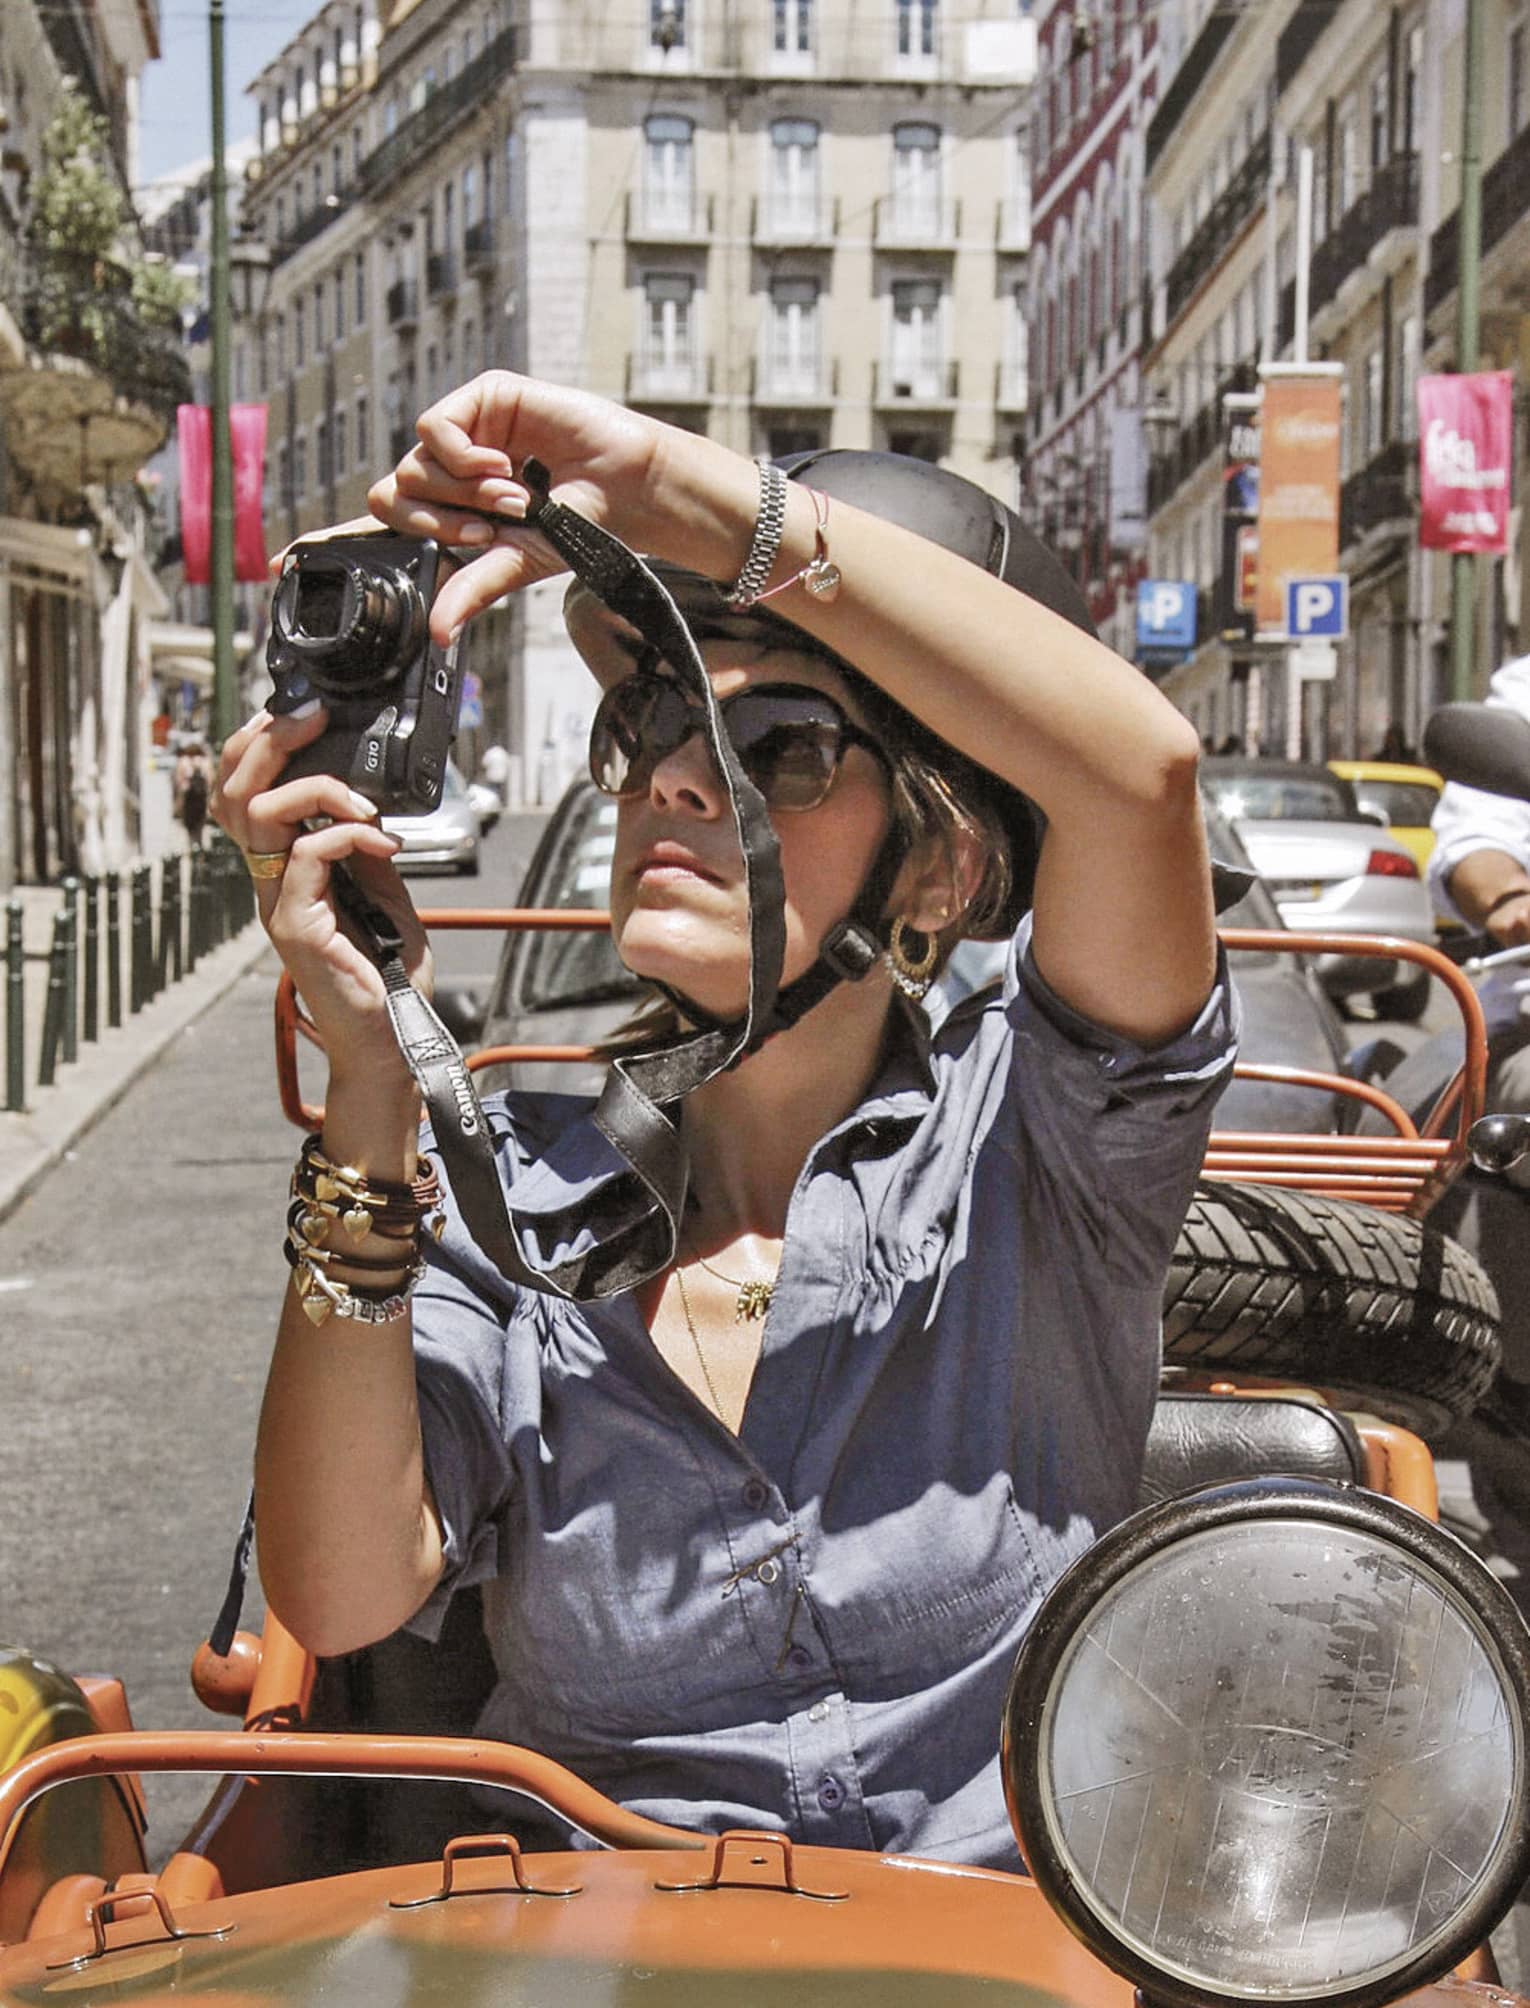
[367, 371, 754, 644]
[211, 704, 432, 1084]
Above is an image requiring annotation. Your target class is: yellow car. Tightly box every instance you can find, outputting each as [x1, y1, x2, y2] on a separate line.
[1327, 760, 1443, 874]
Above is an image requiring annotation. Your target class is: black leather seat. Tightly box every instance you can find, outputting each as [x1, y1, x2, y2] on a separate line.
[1142, 1390, 1363, 1505]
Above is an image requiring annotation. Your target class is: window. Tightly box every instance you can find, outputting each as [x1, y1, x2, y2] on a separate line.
[1368, 71, 1388, 168]
[443, 179, 456, 248]
[314, 281, 326, 350]
[463, 162, 478, 229]
[1005, 130, 1031, 244]
[890, 277, 943, 397]
[644, 114, 695, 230]
[642, 272, 696, 390]
[892, 121, 941, 237]
[1363, 347, 1384, 460]
[334, 407, 348, 480]
[277, 440, 290, 510]
[276, 194, 287, 242]
[768, 118, 820, 233]
[352, 124, 363, 174]
[766, 276, 821, 394]
[334, 267, 345, 342]
[317, 416, 331, 491]
[1006, 280, 1029, 402]
[1396, 313, 1419, 437]
[650, 0, 687, 50]
[768, 424, 823, 457]
[1057, 52, 1071, 135]
[294, 295, 306, 367]
[356, 392, 369, 465]
[355, 250, 367, 325]
[1403, 23, 1423, 151]
[1335, 111, 1358, 216]
[332, 141, 343, 192]
[896, 0, 937, 59]
[1511, 21, 1528, 138]
[294, 433, 308, 499]
[773, 0, 812, 56]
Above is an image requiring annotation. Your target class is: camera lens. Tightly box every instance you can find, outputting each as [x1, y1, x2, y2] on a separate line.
[273, 552, 425, 694]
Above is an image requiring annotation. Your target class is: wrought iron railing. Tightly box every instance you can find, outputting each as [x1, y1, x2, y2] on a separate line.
[1277, 0, 1342, 95]
[20, 251, 191, 420]
[1162, 132, 1272, 327]
[1426, 117, 1530, 315]
[1146, 8, 1236, 170]
[1339, 438, 1414, 550]
[358, 27, 518, 198]
[1308, 155, 1418, 319]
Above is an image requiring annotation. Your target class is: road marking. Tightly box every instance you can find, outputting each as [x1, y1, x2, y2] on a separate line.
[0, 1278, 34, 1293]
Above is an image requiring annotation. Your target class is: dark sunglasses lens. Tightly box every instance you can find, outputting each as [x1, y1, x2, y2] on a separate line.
[728, 693, 844, 810]
[589, 678, 681, 797]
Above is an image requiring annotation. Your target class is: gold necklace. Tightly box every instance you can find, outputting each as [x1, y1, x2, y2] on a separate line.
[674, 1264, 730, 1423]
[685, 1239, 777, 1323]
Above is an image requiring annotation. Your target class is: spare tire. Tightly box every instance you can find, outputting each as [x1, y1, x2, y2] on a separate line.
[1164, 1181, 1500, 1441]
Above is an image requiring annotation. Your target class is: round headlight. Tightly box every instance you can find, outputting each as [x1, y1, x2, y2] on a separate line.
[1003, 1478, 1530, 2008]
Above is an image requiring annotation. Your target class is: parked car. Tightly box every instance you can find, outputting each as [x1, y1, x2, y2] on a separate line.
[466, 779, 1353, 1131]
[1199, 757, 1436, 1020]
[1328, 759, 1444, 875]
[381, 759, 480, 876]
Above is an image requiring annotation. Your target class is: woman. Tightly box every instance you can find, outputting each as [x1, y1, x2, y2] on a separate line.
[213, 372, 1236, 1868]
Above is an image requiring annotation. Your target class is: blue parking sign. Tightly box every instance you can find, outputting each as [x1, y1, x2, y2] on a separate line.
[1136, 580, 1197, 654]
[1285, 576, 1348, 638]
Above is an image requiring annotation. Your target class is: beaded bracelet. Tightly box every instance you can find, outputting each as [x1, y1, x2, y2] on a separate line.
[289, 1241, 427, 1327]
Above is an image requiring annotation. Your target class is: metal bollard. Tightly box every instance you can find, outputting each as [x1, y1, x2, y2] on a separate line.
[83, 877, 99, 1043]
[129, 864, 150, 1013]
[105, 871, 122, 1029]
[186, 850, 203, 971]
[37, 912, 67, 1088]
[162, 853, 183, 984]
[60, 877, 79, 1066]
[5, 896, 23, 1111]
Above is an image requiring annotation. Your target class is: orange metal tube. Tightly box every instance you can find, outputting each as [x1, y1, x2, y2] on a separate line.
[1355, 1419, 1441, 1519]
[1227, 1064, 1420, 1136]
[0, 1733, 707, 1884]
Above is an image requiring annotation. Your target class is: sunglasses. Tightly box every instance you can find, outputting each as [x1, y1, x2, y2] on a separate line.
[589, 672, 890, 812]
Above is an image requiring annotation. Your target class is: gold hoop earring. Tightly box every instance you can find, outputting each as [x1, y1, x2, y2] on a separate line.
[885, 917, 938, 1000]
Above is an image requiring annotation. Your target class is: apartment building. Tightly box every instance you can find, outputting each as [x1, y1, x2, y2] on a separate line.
[1024, 0, 1157, 661]
[1144, 0, 1523, 755]
[239, 0, 1035, 802]
[0, 0, 186, 886]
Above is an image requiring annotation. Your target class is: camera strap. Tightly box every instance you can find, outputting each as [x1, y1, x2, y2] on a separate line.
[334, 458, 787, 1300]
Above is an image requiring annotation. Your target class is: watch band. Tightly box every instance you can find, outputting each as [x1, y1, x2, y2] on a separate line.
[725, 459, 789, 607]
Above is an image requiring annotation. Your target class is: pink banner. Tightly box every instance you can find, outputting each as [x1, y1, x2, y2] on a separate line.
[1417, 371, 1514, 553]
[176, 404, 269, 584]
[176, 403, 212, 585]
[231, 403, 269, 583]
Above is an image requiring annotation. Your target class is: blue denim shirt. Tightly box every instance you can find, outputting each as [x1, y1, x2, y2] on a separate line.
[408, 918, 1238, 1868]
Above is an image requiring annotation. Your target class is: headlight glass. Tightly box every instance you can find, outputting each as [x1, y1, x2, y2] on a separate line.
[1038, 1516, 1522, 2001]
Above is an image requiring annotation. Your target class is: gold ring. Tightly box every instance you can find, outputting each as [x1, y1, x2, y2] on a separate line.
[242, 848, 290, 881]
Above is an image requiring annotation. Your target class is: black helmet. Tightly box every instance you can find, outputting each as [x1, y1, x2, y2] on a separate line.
[775, 450, 1099, 934]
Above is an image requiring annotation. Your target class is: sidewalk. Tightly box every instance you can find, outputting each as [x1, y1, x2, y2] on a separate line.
[0, 880, 272, 1223]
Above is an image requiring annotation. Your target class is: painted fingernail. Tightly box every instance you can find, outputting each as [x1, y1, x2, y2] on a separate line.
[458, 520, 494, 546]
[290, 698, 322, 719]
[346, 789, 380, 819]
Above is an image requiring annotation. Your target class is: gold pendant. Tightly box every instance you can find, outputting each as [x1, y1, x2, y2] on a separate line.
[342, 1204, 374, 1241]
[298, 1208, 329, 1244]
[314, 1172, 342, 1202]
[736, 1282, 774, 1323]
[300, 1290, 331, 1326]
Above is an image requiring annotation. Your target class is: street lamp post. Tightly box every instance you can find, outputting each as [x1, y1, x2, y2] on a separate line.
[207, 0, 237, 748]
[1450, 0, 1485, 701]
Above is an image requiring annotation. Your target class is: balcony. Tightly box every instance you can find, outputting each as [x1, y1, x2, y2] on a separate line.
[995, 194, 1031, 254]
[1145, 7, 1237, 172]
[463, 218, 495, 272]
[1308, 155, 1419, 320]
[625, 350, 713, 405]
[872, 197, 961, 252]
[1277, 0, 1342, 95]
[750, 355, 838, 406]
[358, 26, 518, 199]
[624, 191, 715, 244]
[1339, 438, 1415, 551]
[1426, 116, 1530, 316]
[1144, 372, 1253, 511]
[1163, 132, 1270, 328]
[426, 250, 459, 300]
[872, 359, 959, 408]
[385, 278, 419, 330]
[272, 189, 357, 270]
[1, 251, 191, 495]
[750, 194, 839, 247]
[994, 361, 1029, 413]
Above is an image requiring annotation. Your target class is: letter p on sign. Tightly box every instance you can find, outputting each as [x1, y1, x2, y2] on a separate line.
[1286, 575, 1348, 639]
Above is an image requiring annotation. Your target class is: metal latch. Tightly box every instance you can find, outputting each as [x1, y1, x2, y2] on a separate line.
[389, 1832, 582, 1907]
[47, 1887, 235, 1971]
[655, 1830, 848, 1902]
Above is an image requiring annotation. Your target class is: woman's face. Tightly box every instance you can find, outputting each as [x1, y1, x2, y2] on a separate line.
[605, 642, 895, 1022]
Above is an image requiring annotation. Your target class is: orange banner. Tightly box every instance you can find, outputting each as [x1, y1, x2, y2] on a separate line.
[1255, 375, 1342, 633]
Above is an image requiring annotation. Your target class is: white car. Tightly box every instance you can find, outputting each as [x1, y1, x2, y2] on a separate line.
[381, 760, 480, 875]
[1200, 758, 1436, 1019]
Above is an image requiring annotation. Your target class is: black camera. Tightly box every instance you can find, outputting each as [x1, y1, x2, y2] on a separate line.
[266, 534, 464, 814]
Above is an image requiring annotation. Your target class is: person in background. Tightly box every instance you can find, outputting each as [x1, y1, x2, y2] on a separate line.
[174, 739, 212, 848]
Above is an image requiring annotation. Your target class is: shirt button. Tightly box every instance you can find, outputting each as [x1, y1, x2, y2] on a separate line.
[742, 1477, 770, 1510]
[807, 1700, 830, 1723]
[785, 1643, 812, 1672]
[817, 1774, 846, 1812]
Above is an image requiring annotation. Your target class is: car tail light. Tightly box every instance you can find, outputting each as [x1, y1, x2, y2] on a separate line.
[1366, 848, 1419, 878]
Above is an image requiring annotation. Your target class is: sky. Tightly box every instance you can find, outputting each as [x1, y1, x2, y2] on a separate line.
[138, 2, 321, 190]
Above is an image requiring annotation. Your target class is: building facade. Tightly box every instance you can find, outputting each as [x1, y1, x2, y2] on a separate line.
[0, 0, 189, 889]
[1143, 0, 1525, 756]
[1023, 0, 1157, 662]
[239, 0, 1035, 804]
